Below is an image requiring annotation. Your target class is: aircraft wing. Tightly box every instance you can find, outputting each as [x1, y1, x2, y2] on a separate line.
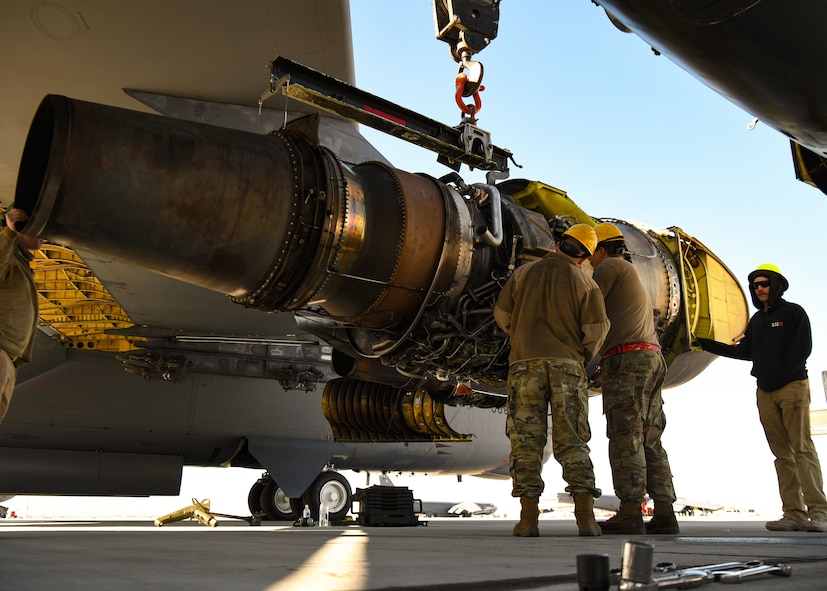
[591, 0, 827, 193]
[0, 1, 353, 198]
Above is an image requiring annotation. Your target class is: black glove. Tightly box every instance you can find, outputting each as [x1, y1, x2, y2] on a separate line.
[695, 337, 715, 351]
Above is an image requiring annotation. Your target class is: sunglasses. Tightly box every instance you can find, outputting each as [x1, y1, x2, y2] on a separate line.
[752, 280, 771, 289]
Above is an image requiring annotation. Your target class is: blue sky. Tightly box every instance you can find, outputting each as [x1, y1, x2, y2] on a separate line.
[7, 1, 827, 519]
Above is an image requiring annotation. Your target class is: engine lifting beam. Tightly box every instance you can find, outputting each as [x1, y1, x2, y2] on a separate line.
[261, 55, 514, 174]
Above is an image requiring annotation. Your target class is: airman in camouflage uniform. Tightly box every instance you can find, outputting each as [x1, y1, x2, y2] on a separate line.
[495, 225, 609, 537]
[590, 223, 678, 535]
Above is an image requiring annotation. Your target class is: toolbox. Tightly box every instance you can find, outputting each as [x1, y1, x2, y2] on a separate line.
[351, 485, 423, 526]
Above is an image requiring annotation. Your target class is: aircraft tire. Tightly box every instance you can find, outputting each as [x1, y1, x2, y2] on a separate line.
[306, 471, 352, 524]
[259, 479, 296, 521]
[247, 479, 265, 515]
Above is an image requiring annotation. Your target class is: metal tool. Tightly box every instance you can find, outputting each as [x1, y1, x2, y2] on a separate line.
[647, 563, 751, 589]
[620, 541, 655, 588]
[154, 498, 260, 527]
[576, 553, 611, 591]
[717, 562, 792, 583]
[614, 558, 794, 589]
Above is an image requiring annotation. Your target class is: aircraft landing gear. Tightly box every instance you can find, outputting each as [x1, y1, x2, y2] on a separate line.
[289, 471, 352, 524]
[248, 474, 294, 521]
[248, 471, 353, 523]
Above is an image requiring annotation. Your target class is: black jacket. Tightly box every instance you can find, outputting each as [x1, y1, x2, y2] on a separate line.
[697, 273, 811, 392]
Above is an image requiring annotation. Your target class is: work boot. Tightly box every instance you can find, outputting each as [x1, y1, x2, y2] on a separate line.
[765, 516, 808, 531]
[512, 496, 540, 537]
[599, 500, 645, 535]
[646, 500, 680, 534]
[807, 515, 827, 532]
[573, 493, 602, 537]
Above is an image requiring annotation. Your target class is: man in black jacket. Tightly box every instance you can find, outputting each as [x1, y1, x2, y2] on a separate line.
[697, 264, 827, 532]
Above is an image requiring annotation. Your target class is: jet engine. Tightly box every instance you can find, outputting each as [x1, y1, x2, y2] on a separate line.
[14, 95, 748, 424]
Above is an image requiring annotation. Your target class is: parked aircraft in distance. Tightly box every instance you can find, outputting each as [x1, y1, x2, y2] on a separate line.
[369, 473, 497, 518]
[1, 1, 757, 521]
[419, 501, 498, 518]
[557, 492, 723, 516]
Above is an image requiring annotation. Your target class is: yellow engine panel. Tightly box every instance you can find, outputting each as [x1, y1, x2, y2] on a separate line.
[31, 244, 140, 352]
[510, 180, 594, 226]
[654, 228, 749, 387]
[661, 228, 748, 345]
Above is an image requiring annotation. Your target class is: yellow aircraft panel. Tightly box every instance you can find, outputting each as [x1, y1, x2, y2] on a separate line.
[31, 244, 140, 352]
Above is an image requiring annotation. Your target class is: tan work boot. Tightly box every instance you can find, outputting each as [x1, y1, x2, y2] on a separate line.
[646, 500, 680, 534]
[599, 500, 645, 534]
[573, 493, 602, 537]
[513, 496, 540, 537]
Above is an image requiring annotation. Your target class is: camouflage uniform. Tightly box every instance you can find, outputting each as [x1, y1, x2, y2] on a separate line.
[601, 349, 675, 503]
[506, 358, 600, 498]
[495, 250, 609, 503]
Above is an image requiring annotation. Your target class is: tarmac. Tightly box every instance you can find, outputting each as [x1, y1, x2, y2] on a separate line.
[1, 516, 826, 590]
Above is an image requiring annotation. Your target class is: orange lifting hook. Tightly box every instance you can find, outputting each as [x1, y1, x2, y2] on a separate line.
[455, 72, 483, 124]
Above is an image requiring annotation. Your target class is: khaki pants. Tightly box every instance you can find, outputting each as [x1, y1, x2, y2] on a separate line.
[0, 350, 16, 423]
[757, 379, 827, 521]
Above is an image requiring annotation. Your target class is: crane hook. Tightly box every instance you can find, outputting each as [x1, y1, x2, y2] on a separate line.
[455, 72, 483, 124]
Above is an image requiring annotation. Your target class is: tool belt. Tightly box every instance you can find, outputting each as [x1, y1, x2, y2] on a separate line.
[601, 342, 661, 359]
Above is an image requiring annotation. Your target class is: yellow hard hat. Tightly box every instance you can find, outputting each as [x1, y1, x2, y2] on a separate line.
[748, 263, 788, 291]
[594, 222, 623, 244]
[562, 224, 597, 256]
[753, 263, 782, 275]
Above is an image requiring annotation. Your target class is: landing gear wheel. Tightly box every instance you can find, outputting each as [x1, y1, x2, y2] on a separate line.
[247, 479, 266, 515]
[259, 479, 295, 521]
[307, 471, 352, 524]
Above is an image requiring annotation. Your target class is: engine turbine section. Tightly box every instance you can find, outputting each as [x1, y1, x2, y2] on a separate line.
[322, 379, 473, 443]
